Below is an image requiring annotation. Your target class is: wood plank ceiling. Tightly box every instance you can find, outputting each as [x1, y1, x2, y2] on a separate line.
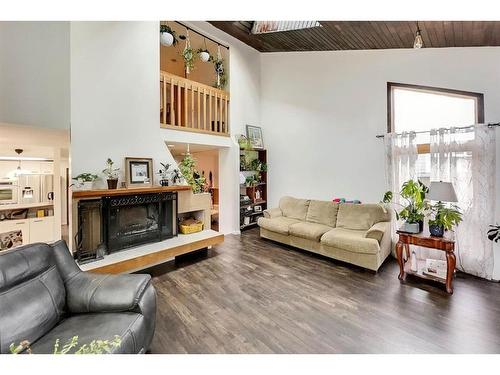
[208, 21, 500, 52]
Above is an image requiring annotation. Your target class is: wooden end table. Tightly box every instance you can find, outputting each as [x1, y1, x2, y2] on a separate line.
[396, 230, 456, 294]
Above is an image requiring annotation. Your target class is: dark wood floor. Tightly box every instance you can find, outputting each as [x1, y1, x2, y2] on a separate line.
[147, 228, 500, 354]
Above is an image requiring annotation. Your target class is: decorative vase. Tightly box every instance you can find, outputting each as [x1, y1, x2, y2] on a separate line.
[410, 250, 418, 272]
[199, 51, 210, 62]
[160, 32, 174, 46]
[429, 224, 444, 237]
[160, 179, 169, 187]
[107, 178, 118, 190]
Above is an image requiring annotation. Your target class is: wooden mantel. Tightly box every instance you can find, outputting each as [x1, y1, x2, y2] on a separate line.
[72, 185, 191, 199]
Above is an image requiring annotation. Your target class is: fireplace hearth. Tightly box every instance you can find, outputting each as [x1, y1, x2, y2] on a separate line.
[103, 192, 177, 253]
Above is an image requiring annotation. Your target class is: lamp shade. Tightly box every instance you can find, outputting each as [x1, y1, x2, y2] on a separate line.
[428, 181, 458, 202]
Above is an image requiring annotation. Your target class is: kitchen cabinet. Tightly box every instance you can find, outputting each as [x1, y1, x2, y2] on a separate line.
[0, 216, 55, 248]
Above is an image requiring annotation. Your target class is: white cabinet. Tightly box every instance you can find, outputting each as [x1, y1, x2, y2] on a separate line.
[0, 216, 55, 247]
[0, 219, 30, 246]
[29, 217, 54, 243]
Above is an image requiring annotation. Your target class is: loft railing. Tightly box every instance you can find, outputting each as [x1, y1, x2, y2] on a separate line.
[160, 71, 230, 136]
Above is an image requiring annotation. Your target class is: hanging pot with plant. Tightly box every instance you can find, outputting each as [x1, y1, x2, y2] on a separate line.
[160, 24, 178, 47]
[182, 30, 195, 75]
[210, 45, 227, 89]
[197, 37, 211, 62]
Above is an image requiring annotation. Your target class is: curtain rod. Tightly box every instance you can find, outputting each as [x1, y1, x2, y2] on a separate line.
[174, 21, 230, 50]
[375, 122, 500, 139]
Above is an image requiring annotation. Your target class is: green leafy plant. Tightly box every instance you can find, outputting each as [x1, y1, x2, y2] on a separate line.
[245, 174, 258, 187]
[102, 158, 119, 179]
[182, 46, 195, 74]
[250, 159, 267, 172]
[179, 154, 206, 194]
[10, 336, 121, 354]
[210, 55, 227, 89]
[427, 202, 463, 231]
[160, 24, 178, 45]
[382, 179, 429, 223]
[73, 173, 98, 182]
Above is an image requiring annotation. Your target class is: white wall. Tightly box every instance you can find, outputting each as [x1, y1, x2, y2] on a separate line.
[260, 47, 500, 279]
[0, 22, 70, 130]
[71, 21, 261, 235]
[70, 22, 177, 188]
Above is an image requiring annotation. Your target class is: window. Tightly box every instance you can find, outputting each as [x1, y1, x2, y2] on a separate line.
[387, 82, 484, 185]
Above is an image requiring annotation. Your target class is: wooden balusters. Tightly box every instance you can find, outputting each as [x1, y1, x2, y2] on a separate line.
[160, 71, 229, 136]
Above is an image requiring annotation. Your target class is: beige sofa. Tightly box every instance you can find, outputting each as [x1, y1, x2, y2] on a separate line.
[257, 196, 391, 271]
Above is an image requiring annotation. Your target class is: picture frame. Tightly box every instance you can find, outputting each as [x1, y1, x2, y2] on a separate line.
[246, 125, 264, 149]
[254, 205, 262, 212]
[125, 157, 154, 188]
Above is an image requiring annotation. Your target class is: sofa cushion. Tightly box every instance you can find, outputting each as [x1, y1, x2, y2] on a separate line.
[336, 203, 389, 230]
[306, 200, 339, 227]
[320, 228, 380, 255]
[258, 216, 301, 235]
[279, 196, 310, 221]
[289, 222, 333, 241]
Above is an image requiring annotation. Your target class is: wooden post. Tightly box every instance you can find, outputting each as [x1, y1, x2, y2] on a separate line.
[219, 92, 223, 133]
[209, 90, 212, 132]
[203, 88, 207, 131]
[184, 82, 188, 128]
[191, 84, 194, 129]
[162, 75, 167, 125]
[177, 80, 181, 126]
[171, 77, 175, 126]
[225, 95, 229, 133]
[197, 88, 201, 130]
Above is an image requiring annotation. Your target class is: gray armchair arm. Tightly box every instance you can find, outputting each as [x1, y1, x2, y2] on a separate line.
[65, 272, 153, 314]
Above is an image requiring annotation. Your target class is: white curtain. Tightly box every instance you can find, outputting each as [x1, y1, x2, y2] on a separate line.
[384, 132, 417, 255]
[430, 125, 496, 279]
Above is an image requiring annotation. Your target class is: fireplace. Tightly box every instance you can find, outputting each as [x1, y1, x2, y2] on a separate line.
[102, 192, 178, 253]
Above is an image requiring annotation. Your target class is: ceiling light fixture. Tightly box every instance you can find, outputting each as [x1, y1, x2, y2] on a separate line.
[413, 22, 423, 49]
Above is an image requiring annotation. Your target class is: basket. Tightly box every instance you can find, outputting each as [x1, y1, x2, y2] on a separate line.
[179, 218, 204, 234]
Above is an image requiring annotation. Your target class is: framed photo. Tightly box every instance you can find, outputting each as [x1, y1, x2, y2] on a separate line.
[254, 205, 262, 212]
[246, 125, 264, 149]
[125, 157, 153, 188]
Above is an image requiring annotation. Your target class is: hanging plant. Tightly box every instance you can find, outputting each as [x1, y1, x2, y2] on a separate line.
[182, 30, 195, 75]
[210, 45, 227, 89]
[197, 48, 211, 62]
[160, 24, 178, 47]
[197, 38, 211, 62]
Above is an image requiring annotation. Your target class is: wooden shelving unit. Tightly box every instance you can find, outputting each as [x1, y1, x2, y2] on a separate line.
[240, 148, 267, 231]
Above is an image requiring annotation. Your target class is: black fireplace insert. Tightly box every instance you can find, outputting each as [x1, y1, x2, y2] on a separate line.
[102, 192, 178, 253]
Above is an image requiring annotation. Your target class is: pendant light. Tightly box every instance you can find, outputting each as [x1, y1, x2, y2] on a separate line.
[7, 149, 30, 178]
[413, 22, 423, 49]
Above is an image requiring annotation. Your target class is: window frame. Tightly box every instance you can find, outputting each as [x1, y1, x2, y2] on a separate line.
[387, 82, 485, 150]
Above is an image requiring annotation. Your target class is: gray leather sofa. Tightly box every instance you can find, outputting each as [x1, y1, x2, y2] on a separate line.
[0, 240, 156, 354]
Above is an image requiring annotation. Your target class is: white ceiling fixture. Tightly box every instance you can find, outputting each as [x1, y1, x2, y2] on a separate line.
[251, 21, 321, 35]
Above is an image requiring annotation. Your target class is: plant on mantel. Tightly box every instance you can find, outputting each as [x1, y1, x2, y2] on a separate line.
[102, 158, 119, 189]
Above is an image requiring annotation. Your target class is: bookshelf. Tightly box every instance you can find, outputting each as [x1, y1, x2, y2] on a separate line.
[239, 148, 267, 230]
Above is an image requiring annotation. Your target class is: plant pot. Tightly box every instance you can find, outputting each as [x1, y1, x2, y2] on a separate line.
[107, 179, 118, 190]
[429, 224, 444, 237]
[160, 179, 169, 187]
[400, 222, 420, 234]
[199, 51, 210, 62]
[160, 32, 174, 46]
[82, 181, 93, 191]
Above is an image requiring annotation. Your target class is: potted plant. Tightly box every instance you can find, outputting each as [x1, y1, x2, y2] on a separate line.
[171, 168, 182, 185]
[160, 24, 178, 47]
[102, 158, 119, 189]
[182, 45, 195, 75]
[210, 54, 227, 89]
[197, 48, 210, 62]
[179, 154, 206, 194]
[382, 179, 429, 233]
[158, 162, 171, 186]
[427, 202, 463, 237]
[72, 173, 98, 191]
